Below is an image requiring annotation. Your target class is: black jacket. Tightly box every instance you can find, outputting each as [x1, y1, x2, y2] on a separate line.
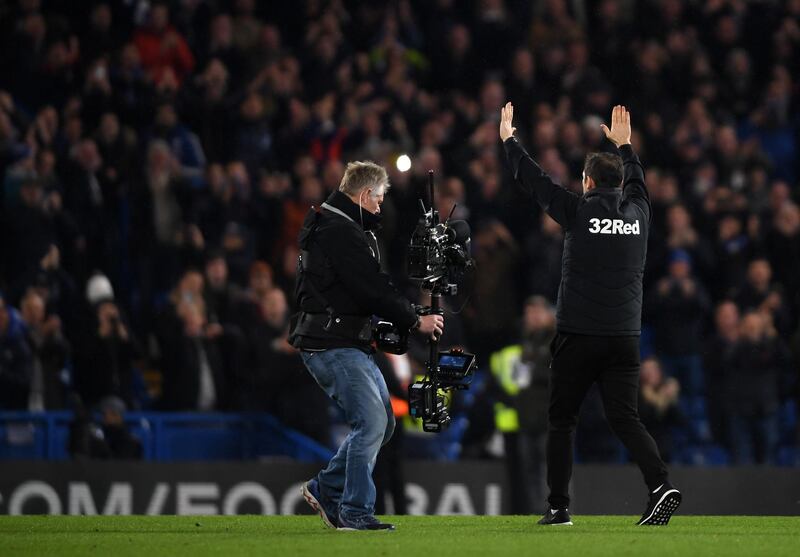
[289, 191, 418, 350]
[505, 137, 651, 336]
[646, 278, 711, 355]
[160, 334, 227, 411]
[724, 337, 794, 415]
[73, 333, 137, 409]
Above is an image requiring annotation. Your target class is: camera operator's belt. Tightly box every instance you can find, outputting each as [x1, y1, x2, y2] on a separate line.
[293, 312, 373, 343]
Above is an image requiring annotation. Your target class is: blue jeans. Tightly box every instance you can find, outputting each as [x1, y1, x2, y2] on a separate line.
[300, 348, 395, 520]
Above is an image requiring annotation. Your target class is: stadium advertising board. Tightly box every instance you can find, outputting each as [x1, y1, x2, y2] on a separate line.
[1, 462, 798, 515]
[0, 461, 505, 516]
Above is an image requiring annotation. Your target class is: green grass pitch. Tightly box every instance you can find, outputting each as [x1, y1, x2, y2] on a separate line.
[1, 515, 798, 556]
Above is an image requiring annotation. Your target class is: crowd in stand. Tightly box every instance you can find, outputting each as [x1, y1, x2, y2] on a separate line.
[0, 0, 798, 464]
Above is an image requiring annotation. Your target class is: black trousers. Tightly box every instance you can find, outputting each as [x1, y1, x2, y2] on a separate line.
[546, 333, 668, 509]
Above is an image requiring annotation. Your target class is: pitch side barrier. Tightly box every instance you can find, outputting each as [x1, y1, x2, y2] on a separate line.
[0, 411, 333, 462]
[0, 461, 798, 516]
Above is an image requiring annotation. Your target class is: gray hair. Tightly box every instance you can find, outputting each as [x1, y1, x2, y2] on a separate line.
[338, 161, 389, 196]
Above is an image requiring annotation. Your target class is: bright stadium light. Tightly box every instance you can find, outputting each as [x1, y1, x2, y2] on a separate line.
[396, 154, 411, 172]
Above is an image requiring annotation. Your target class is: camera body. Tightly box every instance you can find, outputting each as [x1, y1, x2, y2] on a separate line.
[404, 171, 476, 433]
[408, 381, 448, 432]
[409, 348, 476, 432]
[372, 319, 409, 355]
[407, 213, 472, 293]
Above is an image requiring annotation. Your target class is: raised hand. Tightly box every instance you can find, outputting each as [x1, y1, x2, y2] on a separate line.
[600, 105, 632, 147]
[499, 101, 517, 142]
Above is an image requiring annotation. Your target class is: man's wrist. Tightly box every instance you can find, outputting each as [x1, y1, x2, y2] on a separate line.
[411, 315, 421, 330]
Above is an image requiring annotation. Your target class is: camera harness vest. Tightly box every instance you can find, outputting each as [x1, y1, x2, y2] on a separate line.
[320, 202, 381, 262]
[290, 204, 378, 344]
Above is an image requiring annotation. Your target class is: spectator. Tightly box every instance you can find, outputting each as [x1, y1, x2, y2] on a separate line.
[4, 179, 59, 278]
[465, 220, 521, 357]
[97, 396, 143, 459]
[12, 246, 78, 330]
[182, 58, 237, 165]
[522, 213, 563, 303]
[200, 14, 245, 87]
[249, 287, 292, 362]
[234, 92, 273, 177]
[735, 258, 792, 336]
[133, 1, 195, 86]
[245, 261, 274, 305]
[711, 214, 752, 299]
[82, 58, 116, 129]
[204, 250, 249, 395]
[149, 102, 206, 186]
[431, 24, 479, 93]
[192, 163, 247, 253]
[68, 395, 142, 460]
[725, 311, 794, 464]
[62, 138, 108, 278]
[109, 42, 155, 126]
[638, 357, 683, 462]
[203, 252, 245, 327]
[73, 299, 139, 409]
[159, 299, 227, 411]
[81, 3, 119, 64]
[131, 139, 194, 295]
[93, 112, 139, 189]
[0, 293, 33, 410]
[68, 395, 112, 460]
[646, 250, 711, 396]
[491, 295, 555, 514]
[245, 285, 285, 410]
[657, 203, 714, 284]
[231, 0, 263, 55]
[766, 202, 800, 310]
[19, 289, 71, 410]
[247, 287, 327, 439]
[703, 300, 741, 446]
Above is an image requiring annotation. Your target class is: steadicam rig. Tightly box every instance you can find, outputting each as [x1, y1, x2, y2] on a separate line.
[407, 171, 476, 433]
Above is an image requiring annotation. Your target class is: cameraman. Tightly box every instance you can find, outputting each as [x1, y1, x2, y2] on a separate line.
[499, 104, 680, 526]
[290, 161, 443, 531]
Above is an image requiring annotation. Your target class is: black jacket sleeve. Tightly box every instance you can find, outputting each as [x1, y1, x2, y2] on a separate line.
[619, 144, 652, 223]
[320, 224, 418, 330]
[503, 136, 580, 229]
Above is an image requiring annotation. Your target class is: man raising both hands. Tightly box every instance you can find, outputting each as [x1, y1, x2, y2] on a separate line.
[500, 103, 681, 526]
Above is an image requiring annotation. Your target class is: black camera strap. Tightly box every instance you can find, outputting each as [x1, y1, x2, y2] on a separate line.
[319, 202, 352, 222]
[295, 209, 337, 330]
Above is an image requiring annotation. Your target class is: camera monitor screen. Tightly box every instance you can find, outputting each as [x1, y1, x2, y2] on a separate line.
[437, 351, 476, 384]
[440, 355, 468, 368]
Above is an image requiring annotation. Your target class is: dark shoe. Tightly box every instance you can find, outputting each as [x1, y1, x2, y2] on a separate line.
[637, 482, 682, 526]
[337, 513, 395, 531]
[301, 479, 339, 529]
[538, 508, 573, 526]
